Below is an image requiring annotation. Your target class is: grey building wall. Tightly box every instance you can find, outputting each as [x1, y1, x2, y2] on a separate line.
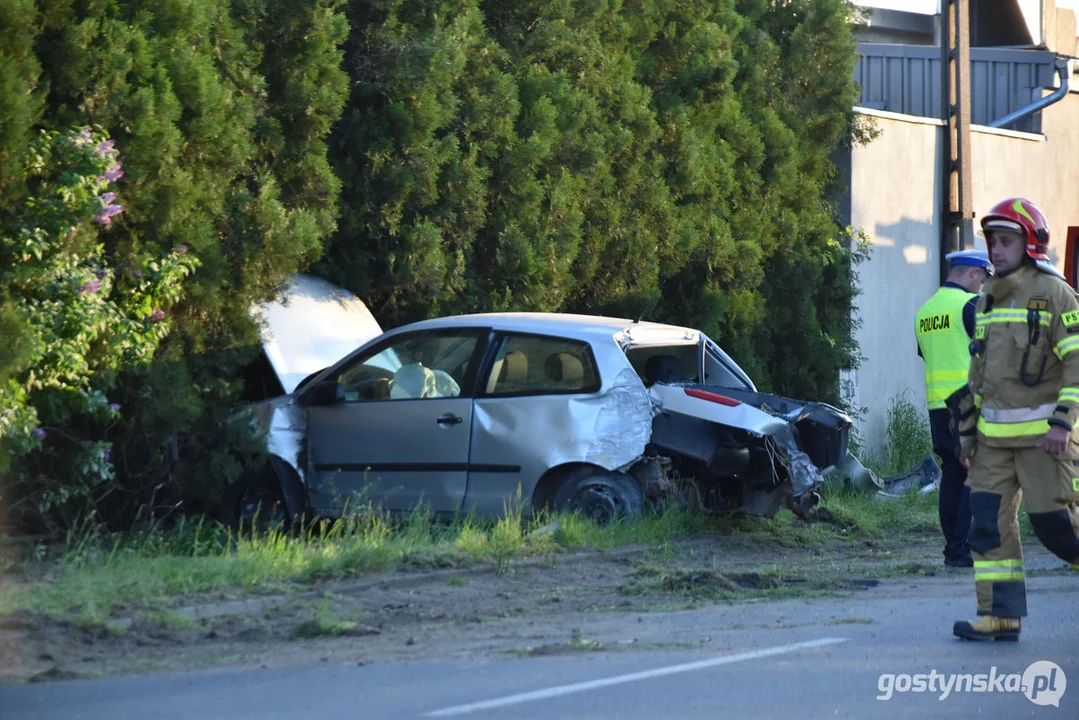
[843, 92, 1079, 456]
[970, 92, 1079, 262]
[843, 113, 947, 453]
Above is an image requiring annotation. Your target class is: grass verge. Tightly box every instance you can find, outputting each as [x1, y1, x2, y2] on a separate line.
[0, 489, 943, 622]
[290, 602, 379, 640]
[0, 501, 722, 619]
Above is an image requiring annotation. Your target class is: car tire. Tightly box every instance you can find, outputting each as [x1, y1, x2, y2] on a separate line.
[552, 469, 644, 528]
[220, 465, 291, 534]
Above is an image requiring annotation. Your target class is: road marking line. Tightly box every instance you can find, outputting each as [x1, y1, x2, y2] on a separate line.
[422, 636, 848, 717]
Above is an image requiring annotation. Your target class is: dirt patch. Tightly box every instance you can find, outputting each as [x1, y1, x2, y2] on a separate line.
[0, 533, 945, 684]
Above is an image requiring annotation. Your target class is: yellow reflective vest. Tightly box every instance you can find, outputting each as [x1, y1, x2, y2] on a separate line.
[915, 286, 976, 410]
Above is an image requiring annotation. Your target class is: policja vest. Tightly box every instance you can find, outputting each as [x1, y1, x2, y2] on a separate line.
[915, 286, 976, 410]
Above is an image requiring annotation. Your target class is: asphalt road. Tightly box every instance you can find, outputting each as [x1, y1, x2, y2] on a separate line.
[3, 564, 1075, 719]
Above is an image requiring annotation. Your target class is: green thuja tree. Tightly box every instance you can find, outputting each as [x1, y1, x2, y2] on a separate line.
[321, 0, 521, 321]
[743, 0, 871, 400]
[321, 0, 678, 321]
[0, 0, 41, 199]
[323, 0, 868, 403]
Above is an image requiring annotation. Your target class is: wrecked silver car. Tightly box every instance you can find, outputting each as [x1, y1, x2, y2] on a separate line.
[225, 277, 878, 529]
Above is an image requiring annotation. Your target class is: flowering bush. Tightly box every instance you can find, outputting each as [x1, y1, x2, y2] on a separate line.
[0, 127, 198, 523]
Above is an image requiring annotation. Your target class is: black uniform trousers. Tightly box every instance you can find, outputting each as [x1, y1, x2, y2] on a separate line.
[930, 407, 972, 561]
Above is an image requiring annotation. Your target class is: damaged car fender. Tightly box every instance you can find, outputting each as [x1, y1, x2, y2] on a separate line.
[464, 361, 656, 518]
[258, 397, 309, 516]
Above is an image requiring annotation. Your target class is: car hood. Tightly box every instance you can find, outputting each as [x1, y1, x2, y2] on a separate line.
[253, 274, 383, 395]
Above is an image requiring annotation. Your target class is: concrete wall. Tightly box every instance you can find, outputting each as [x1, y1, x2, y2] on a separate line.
[971, 95, 1079, 258]
[843, 92, 1079, 454]
[1047, 0, 1079, 55]
[842, 112, 948, 452]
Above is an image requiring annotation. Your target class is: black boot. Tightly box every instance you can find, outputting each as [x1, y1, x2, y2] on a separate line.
[944, 553, 973, 568]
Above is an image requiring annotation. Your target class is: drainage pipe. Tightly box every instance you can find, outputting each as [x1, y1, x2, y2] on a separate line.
[990, 59, 1070, 130]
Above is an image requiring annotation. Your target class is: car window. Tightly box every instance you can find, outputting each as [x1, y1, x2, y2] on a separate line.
[625, 344, 700, 385]
[335, 330, 481, 402]
[483, 334, 601, 396]
[704, 346, 750, 390]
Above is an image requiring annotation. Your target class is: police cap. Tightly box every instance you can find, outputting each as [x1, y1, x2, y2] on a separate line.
[946, 249, 994, 276]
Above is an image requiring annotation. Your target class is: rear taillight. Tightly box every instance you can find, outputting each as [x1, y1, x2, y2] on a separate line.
[684, 388, 741, 406]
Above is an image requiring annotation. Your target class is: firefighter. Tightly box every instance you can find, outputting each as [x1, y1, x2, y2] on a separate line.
[915, 249, 993, 568]
[952, 197, 1079, 642]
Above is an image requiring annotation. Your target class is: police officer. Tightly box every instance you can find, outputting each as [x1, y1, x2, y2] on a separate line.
[952, 197, 1079, 642]
[915, 249, 993, 568]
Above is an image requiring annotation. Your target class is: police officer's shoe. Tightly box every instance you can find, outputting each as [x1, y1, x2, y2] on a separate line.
[944, 554, 974, 568]
[953, 616, 1021, 641]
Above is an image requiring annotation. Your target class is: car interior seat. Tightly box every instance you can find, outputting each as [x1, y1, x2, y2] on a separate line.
[644, 354, 686, 386]
[487, 350, 529, 393]
[544, 352, 585, 389]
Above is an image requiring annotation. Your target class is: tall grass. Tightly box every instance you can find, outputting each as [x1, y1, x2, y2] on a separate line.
[0, 499, 716, 617]
[818, 390, 940, 537]
[857, 391, 935, 478]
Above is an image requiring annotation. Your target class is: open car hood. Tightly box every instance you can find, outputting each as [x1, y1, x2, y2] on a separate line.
[254, 274, 383, 395]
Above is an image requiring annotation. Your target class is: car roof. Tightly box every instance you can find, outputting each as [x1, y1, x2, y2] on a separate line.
[392, 312, 700, 345]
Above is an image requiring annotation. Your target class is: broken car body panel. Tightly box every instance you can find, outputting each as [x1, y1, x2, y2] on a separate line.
[646, 385, 791, 437]
[465, 365, 655, 517]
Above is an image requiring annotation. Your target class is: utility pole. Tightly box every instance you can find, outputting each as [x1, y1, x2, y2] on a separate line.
[940, 0, 974, 284]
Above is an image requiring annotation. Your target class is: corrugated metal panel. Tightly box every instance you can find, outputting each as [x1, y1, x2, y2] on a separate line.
[855, 43, 1057, 132]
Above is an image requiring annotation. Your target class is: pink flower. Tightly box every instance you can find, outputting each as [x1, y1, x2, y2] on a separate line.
[79, 278, 103, 296]
[101, 162, 124, 183]
[95, 204, 124, 225]
[149, 309, 166, 322]
[100, 192, 117, 204]
[94, 139, 116, 158]
[176, 245, 188, 254]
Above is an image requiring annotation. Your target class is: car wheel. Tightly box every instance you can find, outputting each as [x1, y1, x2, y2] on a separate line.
[220, 466, 290, 534]
[552, 470, 644, 528]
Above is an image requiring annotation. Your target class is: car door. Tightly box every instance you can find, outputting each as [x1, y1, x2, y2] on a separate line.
[467, 331, 604, 516]
[303, 327, 488, 516]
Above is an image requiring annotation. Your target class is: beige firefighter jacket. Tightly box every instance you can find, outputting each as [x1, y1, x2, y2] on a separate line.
[958, 264, 1079, 448]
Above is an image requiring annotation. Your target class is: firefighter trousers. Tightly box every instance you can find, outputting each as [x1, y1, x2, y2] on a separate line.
[967, 442, 1079, 617]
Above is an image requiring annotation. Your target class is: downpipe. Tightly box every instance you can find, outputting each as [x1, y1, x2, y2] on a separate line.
[990, 59, 1071, 130]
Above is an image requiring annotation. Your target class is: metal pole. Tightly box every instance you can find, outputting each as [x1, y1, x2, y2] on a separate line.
[940, 0, 974, 284]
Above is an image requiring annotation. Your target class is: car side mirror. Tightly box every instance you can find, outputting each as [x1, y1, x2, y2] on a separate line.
[307, 380, 345, 407]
